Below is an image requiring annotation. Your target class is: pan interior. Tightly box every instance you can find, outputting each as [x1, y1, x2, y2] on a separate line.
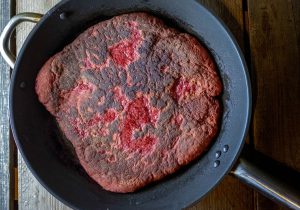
[10, 0, 251, 209]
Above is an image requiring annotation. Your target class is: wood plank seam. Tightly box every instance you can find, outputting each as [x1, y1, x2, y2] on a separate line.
[242, 2, 258, 210]
[242, 0, 256, 149]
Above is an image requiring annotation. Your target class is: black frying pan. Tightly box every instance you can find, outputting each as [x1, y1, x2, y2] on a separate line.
[1, 0, 300, 209]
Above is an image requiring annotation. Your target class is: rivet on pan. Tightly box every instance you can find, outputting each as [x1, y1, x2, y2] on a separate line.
[215, 151, 221, 159]
[19, 81, 26, 88]
[223, 145, 229, 153]
[214, 160, 220, 168]
[59, 12, 67, 20]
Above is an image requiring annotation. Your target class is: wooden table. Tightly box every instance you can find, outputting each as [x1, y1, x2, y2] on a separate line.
[1, 0, 299, 209]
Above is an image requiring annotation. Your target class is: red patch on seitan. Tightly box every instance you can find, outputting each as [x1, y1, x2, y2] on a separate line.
[109, 22, 142, 68]
[172, 77, 197, 100]
[120, 97, 158, 153]
[103, 109, 116, 123]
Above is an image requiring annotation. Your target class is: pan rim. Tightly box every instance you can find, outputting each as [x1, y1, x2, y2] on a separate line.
[9, 0, 252, 209]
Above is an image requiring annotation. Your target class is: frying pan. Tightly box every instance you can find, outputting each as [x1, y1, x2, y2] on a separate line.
[1, 0, 300, 209]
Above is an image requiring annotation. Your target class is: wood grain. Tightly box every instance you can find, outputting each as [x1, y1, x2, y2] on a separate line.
[249, 0, 300, 171]
[189, 176, 253, 210]
[0, 0, 13, 209]
[16, 2, 71, 210]
[248, 0, 300, 209]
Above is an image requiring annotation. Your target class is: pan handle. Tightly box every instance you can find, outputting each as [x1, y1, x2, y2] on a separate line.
[0, 13, 43, 69]
[231, 145, 300, 210]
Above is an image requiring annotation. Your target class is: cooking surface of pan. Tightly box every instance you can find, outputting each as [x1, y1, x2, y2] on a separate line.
[9, 0, 251, 209]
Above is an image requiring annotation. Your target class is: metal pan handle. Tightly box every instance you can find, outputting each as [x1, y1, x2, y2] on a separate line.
[0, 13, 43, 69]
[231, 145, 300, 210]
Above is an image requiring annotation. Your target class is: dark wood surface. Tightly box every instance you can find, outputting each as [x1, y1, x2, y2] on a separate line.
[248, 0, 300, 209]
[0, 0, 299, 209]
[249, 0, 300, 172]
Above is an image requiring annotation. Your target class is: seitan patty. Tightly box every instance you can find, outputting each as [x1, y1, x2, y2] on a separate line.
[35, 12, 222, 193]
